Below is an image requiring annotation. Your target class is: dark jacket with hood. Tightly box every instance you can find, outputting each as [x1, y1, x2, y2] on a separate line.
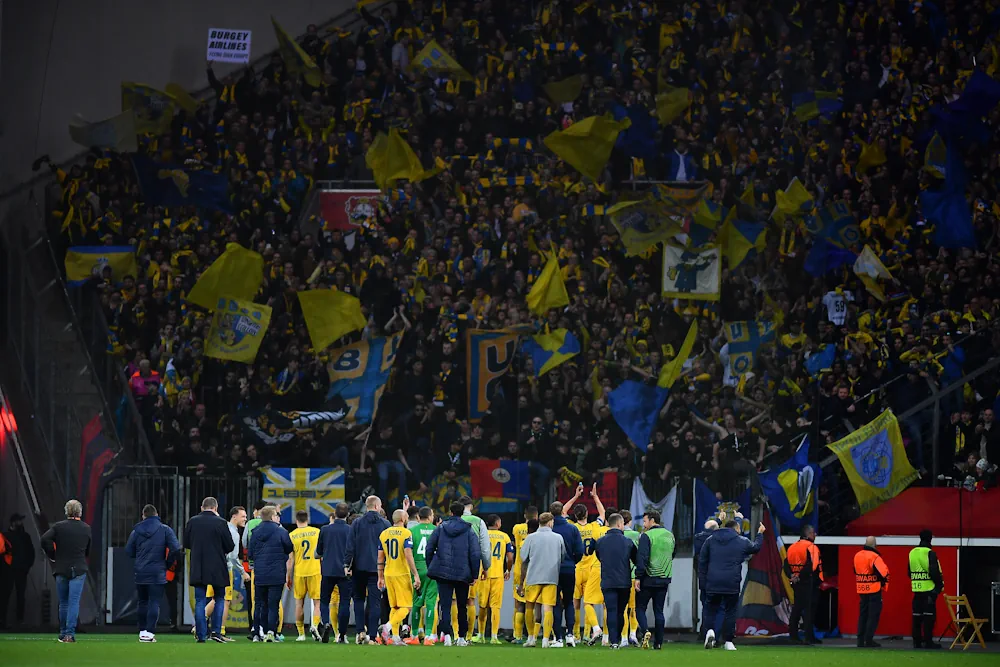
[125, 516, 181, 585]
[697, 527, 763, 595]
[551, 514, 585, 574]
[247, 520, 293, 586]
[425, 516, 481, 583]
[345, 510, 390, 573]
[595, 528, 637, 589]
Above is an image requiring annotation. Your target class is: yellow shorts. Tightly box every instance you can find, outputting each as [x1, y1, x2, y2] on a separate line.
[513, 564, 525, 603]
[293, 574, 321, 600]
[583, 566, 603, 605]
[574, 566, 590, 599]
[482, 578, 504, 608]
[206, 569, 234, 601]
[385, 574, 412, 609]
[524, 584, 557, 606]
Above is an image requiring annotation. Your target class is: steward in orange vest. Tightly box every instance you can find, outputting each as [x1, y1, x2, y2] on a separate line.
[853, 537, 889, 648]
[784, 525, 823, 644]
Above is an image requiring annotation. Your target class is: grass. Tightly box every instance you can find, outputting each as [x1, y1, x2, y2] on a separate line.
[0, 634, 994, 667]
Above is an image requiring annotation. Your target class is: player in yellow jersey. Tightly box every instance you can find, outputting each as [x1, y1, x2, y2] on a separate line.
[565, 484, 608, 645]
[288, 510, 322, 641]
[377, 509, 421, 645]
[510, 505, 537, 643]
[476, 515, 513, 644]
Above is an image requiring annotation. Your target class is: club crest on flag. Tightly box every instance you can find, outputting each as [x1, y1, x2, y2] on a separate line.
[851, 430, 893, 488]
[261, 467, 346, 523]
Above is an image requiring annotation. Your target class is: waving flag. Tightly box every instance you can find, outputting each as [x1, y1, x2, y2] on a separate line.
[272, 17, 322, 86]
[410, 39, 472, 81]
[807, 200, 861, 249]
[471, 459, 531, 512]
[724, 320, 776, 376]
[121, 82, 176, 134]
[523, 329, 579, 376]
[261, 467, 345, 523]
[658, 320, 697, 388]
[543, 114, 631, 181]
[607, 198, 682, 256]
[607, 381, 668, 451]
[185, 242, 264, 310]
[526, 254, 569, 314]
[298, 289, 367, 351]
[325, 332, 402, 424]
[466, 329, 519, 422]
[205, 297, 271, 363]
[132, 154, 234, 213]
[662, 244, 721, 300]
[792, 90, 842, 122]
[759, 438, 821, 532]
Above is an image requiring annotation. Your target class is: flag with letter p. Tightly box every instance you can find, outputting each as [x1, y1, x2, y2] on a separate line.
[827, 409, 919, 514]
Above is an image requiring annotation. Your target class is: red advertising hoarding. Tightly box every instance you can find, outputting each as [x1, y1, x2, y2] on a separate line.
[319, 189, 382, 231]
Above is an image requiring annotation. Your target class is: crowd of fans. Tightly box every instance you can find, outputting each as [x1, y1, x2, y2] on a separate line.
[45, 0, 1000, 521]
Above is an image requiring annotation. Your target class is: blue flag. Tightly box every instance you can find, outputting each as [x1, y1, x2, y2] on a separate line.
[612, 103, 659, 159]
[607, 381, 668, 451]
[695, 479, 752, 532]
[806, 200, 861, 248]
[804, 237, 857, 277]
[948, 70, 1000, 119]
[920, 135, 975, 249]
[724, 320, 776, 376]
[325, 332, 402, 424]
[804, 344, 836, 376]
[522, 329, 580, 377]
[758, 438, 821, 532]
[132, 154, 234, 213]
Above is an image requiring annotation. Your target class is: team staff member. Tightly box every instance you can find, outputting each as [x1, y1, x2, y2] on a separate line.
[854, 536, 890, 648]
[289, 510, 322, 642]
[549, 500, 584, 646]
[909, 530, 943, 650]
[315, 503, 352, 643]
[635, 509, 675, 650]
[693, 518, 719, 641]
[425, 502, 481, 646]
[41, 500, 92, 644]
[203, 506, 247, 641]
[699, 519, 765, 651]
[784, 524, 823, 644]
[124, 504, 181, 643]
[595, 513, 637, 650]
[377, 509, 421, 645]
[407, 507, 438, 645]
[248, 506, 293, 642]
[345, 495, 390, 644]
[518, 512, 566, 648]
[510, 505, 537, 643]
[476, 515, 513, 644]
[184, 497, 235, 643]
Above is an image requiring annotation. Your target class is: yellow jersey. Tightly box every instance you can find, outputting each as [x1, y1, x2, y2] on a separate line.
[289, 526, 321, 578]
[576, 521, 607, 569]
[512, 522, 529, 572]
[378, 526, 413, 577]
[487, 529, 513, 578]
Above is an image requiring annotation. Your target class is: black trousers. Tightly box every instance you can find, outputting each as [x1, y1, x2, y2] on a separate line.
[704, 593, 739, 643]
[857, 592, 882, 646]
[788, 580, 817, 641]
[320, 576, 352, 633]
[352, 570, 381, 639]
[636, 585, 668, 647]
[553, 571, 576, 640]
[437, 580, 470, 640]
[255, 584, 283, 635]
[602, 588, 630, 646]
[912, 591, 938, 647]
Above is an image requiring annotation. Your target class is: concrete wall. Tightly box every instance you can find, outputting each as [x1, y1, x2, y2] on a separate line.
[0, 0, 359, 192]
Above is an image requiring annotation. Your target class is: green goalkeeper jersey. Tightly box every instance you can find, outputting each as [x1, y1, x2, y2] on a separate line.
[410, 522, 436, 572]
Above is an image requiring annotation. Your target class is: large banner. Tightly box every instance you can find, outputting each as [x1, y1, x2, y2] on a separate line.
[320, 189, 383, 231]
[205, 297, 271, 363]
[466, 329, 519, 422]
[661, 244, 721, 300]
[326, 332, 402, 424]
[261, 467, 347, 523]
[207, 28, 252, 63]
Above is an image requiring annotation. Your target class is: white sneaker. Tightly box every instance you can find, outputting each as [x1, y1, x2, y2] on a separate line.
[704, 629, 716, 649]
[252, 635, 260, 642]
[602, 637, 610, 647]
[296, 635, 307, 642]
[524, 636, 537, 647]
[587, 627, 603, 646]
[456, 638, 468, 647]
[310, 625, 321, 641]
[356, 633, 366, 645]
[443, 635, 453, 647]
[549, 640, 563, 648]
[629, 633, 638, 646]
[264, 632, 275, 643]
[391, 636, 405, 646]
[566, 634, 577, 647]
[724, 641, 737, 651]
[542, 638, 550, 648]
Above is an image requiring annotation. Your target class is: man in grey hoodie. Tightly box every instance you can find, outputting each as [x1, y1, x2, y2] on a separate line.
[517, 512, 566, 648]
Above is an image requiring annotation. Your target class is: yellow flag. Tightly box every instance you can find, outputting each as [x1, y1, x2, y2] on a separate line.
[658, 320, 698, 388]
[298, 289, 367, 351]
[64, 246, 138, 285]
[272, 17, 323, 87]
[526, 254, 569, 315]
[165, 83, 199, 114]
[205, 297, 271, 363]
[655, 87, 691, 124]
[186, 243, 264, 310]
[543, 114, 631, 182]
[853, 245, 893, 302]
[772, 177, 814, 222]
[923, 132, 947, 178]
[366, 128, 441, 191]
[740, 181, 755, 208]
[121, 82, 176, 134]
[543, 74, 584, 104]
[857, 139, 887, 175]
[410, 39, 473, 81]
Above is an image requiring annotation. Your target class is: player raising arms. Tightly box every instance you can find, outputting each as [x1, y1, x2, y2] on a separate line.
[377, 509, 421, 645]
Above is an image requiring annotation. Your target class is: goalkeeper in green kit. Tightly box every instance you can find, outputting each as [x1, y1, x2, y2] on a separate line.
[406, 506, 439, 645]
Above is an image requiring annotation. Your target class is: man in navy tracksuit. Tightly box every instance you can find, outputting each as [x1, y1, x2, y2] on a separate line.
[595, 513, 637, 649]
[698, 519, 764, 651]
[315, 502, 352, 643]
[693, 518, 719, 639]
[425, 502, 481, 645]
[125, 504, 181, 642]
[344, 495, 390, 643]
[549, 501, 584, 645]
[247, 507, 293, 641]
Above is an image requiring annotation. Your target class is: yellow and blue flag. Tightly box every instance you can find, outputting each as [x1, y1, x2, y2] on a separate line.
[523, 329, 580, 376]
[261, 467, 345, 523]
[121, 82, 176, 134]
[662, 245, 721, 300]
[688, 198, 724, 247]
[923, 132, 947, 178]
[272, 16, 323, 86]
[606, 198, 682, 256]
[920, 134, 975, 249]
[325, 332, 402, 424]
[723, 219, 767, 268]
[772, 177, 814, 222]
[68, 111, 137, 153]
[791, 90, 842, 122]
[132, 155, 234, 213]
[466, 329, 520, 422]
[759, 437, 821, 532]
[410, 39, 472, 81]
[186, 242, 264, 310]
[856, 139, 887, 175]
[658, 320, 697, 388]
[807, 200, 861, 249]
[854, 245, 893, 302]
[64, 246, 137, 285]
[724, 320, 776, 375]
[804, 343, 836, 376]
[526, 253, 569, 315]
[543, 114, 631, 181]
[298, 289, 367, 352]
[205, 297, 271, 363]
[827, 409, 919, 514]
[608, 380, 668, 451]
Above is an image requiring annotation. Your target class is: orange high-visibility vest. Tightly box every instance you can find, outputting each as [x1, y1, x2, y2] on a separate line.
[854, 548, 889, 594]
[786, 540, 824, 580]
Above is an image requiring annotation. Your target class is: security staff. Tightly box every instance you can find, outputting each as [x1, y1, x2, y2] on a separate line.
[909, 529, 943, 649]
[784, 524, 823, 644]
[595, 513, 637, 649]
[853, 536, 889, 648]
[635, 509, 675, 650]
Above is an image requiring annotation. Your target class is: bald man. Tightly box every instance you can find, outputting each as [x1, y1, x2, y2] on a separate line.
[693, 519, 719, 640]
[346, 495, 391, 643]
[853, 536, 890, 648]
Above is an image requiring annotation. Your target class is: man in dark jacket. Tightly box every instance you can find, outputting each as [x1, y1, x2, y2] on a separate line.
[425, 501, 481, 646]
[247, 506, 293, 642]
[0, 513, 34, 628]
[698, 519, 764, 651]
[41, 499, 91, 643]
[693, 518, 719, 640]
[125, 504, 181, 642]
[595, 513, 637, 649]
[315, 502, 352, 643]
[549, 501, 584, 645]
[344, 495, 390, 643]
[635, 509, 676, 650]
[184, 497, 235, 643]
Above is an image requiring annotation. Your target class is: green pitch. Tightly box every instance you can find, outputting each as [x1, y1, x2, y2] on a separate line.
[0, 634, 993, 667]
